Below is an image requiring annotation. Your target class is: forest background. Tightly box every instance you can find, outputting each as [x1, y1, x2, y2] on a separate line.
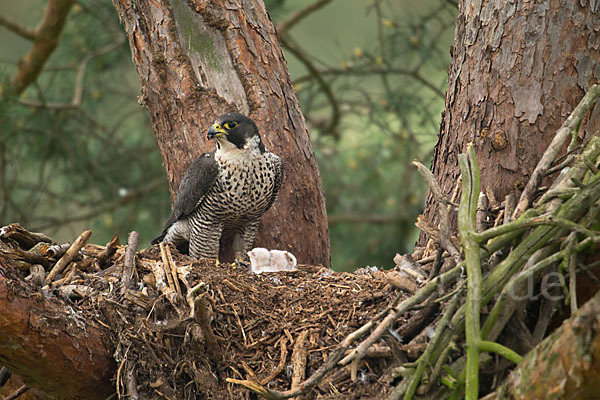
[0, 0, 456, 271]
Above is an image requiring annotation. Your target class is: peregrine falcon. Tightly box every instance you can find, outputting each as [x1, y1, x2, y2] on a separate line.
[152, 113, 284, 260]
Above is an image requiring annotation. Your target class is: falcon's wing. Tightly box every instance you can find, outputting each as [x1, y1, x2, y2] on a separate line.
[151, 152, 219, 244]
[265, 152, 284, 212]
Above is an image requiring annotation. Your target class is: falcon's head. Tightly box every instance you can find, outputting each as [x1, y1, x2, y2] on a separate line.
[207, 112, 265, 153]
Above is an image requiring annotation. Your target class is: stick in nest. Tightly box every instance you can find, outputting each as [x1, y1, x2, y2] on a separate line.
[187, 283, 222, 364]
[260, 337, 289, 385]
[413, 161, 462, 263]
[159, 242, 182, 296]
[96, 234, 120, 269]
[291, 330, 309, 391]
[121, 231, 139, 295]
[45, 230, 92, 285]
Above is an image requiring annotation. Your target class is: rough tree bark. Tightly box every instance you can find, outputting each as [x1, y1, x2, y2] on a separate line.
[0, 263, 114, 400]
[421, 0, 600, 242]
[495, 287, 600, 399]
[112, 0, 330, 266]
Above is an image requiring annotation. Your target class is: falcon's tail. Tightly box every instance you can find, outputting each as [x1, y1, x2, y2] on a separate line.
[150, 234, 165, 246]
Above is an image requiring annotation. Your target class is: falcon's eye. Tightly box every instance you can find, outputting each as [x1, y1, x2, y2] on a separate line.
[223, 121, 238, 130]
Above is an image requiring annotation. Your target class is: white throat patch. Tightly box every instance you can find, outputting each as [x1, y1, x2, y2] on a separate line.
[215, 135, 262, 163]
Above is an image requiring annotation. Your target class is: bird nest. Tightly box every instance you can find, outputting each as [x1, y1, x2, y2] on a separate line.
[1, 226, 435, 399]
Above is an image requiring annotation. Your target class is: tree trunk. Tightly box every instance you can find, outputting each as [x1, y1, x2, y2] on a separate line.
[421, 0, 600, 243]
[0, 262, 115, 400]
[112, 0, 330, 266]
[495, 288, 600, 399]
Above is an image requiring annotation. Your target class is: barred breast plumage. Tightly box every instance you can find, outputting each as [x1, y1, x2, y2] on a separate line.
[152, 113, 284, 261]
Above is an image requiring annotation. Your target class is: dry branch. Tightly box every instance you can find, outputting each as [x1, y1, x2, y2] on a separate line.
[3, 384, 30, 400]
[96, 234, 120, 268]
[44, 230, 91, 284]
[0, 224, 52, 249]
[291, 330, 309, 391]
[10, 0, 76, 95]
[414, 161, 462, 263]
[121, 231, 139, 294]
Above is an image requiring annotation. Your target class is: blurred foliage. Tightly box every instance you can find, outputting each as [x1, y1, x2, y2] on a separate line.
[272, 0, 456, 270]
[0, 0, 169, 246]
[0, 0, 456, 271]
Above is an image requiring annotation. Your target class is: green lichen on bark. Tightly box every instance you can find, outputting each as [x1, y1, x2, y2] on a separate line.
[170, 0, 220, 71]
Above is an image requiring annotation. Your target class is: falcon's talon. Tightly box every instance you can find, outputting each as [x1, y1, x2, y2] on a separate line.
[233, 257, 247, 268]
[150, 113, 284, 261]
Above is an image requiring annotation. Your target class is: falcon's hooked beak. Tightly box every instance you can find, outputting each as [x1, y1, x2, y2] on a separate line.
[207, 124, 228, 139]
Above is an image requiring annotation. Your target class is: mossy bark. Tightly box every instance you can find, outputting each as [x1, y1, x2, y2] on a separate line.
[496, 288, 600, 399]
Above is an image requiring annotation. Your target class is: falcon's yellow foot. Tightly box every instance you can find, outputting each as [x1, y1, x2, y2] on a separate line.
[234, 256, 247, 268]
[215, 257, 222, 268]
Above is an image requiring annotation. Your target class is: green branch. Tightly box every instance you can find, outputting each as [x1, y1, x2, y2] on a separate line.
[457, 144, 482, 400]
[401, 291, 462, 400]
[477, 340, 522, 365]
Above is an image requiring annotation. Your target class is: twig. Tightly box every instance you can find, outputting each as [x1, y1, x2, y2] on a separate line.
[125, 363, 139, 400]
[385, 271, 418, 294]
[96, 234, 120, 269]
[568, 242, 578, 315]
[513, 84, 600, 218]
[413, 161, 461, 263]
[418, 340, 457, 395]
[121, 231, 139, 294]
[0, 223, 52, 249]
[159, 242, 181, 296]
[396, 289, 461, 400]
[260, 337, 288, 385]
[25, 264, 46, 287]
[291, 330, 309, 390]
[52, 264, 77, 287]
[45, 242, 71, 258]
[45, 230, 91, 284]
[281, 36, 340, 138]
[476, 340, 522, 365]
[427, 249, 444, 280]
[475, 215, 599, 244]
[276, 0, 334, 37]
[480, 171, 600, 342]
[476, 192, 489, 232]
[339, 264, 463, 367]
[0, 15, 35, 40]
[3, 384, 30, 400]
[10, 0, 76, 95]
[0, 247, 49, 268]
[227, 310, 391, 399]
[503, 194, 516, 224]
[293, 65, 446, 99]
[188, 283, 222, 364]
[148, 258, 180, 310]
